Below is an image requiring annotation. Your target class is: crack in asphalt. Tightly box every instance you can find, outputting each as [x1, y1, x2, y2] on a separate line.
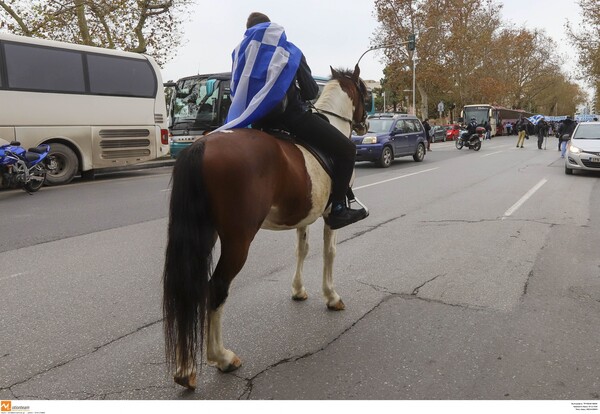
[340, 216, 404, 244]
[236, 277, 491, 399]
[412, 273, 445, 295]
[1, 318, 163, 396]
[356, 280, 394, 294]
[523, 270, 534, 296]
[237, 296, 392, 399]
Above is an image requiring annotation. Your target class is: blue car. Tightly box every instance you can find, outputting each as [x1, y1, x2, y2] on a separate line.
[352, 113, 427, 167]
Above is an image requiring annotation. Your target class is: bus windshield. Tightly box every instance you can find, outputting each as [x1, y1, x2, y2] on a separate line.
[171, 77, 222, 130]
[463, 107, 489, 125]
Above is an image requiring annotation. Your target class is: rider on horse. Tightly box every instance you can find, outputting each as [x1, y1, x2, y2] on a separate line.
[216, 12, 368, 230]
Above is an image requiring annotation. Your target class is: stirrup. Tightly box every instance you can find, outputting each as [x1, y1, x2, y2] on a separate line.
[346, 188, 369, 217]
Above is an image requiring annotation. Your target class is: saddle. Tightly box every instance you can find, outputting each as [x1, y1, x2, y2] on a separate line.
[257, 127, 334, 179]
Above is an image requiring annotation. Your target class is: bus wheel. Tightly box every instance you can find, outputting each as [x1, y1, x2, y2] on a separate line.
[45, 143, 79, 186]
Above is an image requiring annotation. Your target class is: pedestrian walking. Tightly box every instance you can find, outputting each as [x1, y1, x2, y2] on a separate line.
[558, 116, 577, 158]
[536, 118, 547, 149]
[516, 118, 528, 148]
[423, 118, 432, 151]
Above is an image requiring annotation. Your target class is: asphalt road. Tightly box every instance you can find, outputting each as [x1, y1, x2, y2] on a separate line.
[1, 135, 599, 401]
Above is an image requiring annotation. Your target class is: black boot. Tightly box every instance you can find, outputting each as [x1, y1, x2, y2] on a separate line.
[325, 202, 368, 230]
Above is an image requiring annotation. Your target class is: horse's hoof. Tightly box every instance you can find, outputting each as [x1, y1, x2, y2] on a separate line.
[292, 291, 308, 301]
[220, 355, 242, 373]
[327, 299, 345, 311]
[174, 373, 197, 390]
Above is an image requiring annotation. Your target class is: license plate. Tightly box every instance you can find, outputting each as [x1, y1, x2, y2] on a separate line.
[589, 157, 600, 163]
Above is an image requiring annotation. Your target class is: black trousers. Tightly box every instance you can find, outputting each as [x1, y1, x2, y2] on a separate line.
[285, 112, 356, 203]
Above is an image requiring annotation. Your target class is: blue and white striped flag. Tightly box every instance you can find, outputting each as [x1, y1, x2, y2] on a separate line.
[214, 22, 303, 132]
[527, 114, 544, 125]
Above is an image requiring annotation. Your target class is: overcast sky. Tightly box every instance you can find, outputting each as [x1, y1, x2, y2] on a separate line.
[162, 0, 587, 92]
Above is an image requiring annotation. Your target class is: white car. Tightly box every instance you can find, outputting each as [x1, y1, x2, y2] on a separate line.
[565, 122, 600, 175]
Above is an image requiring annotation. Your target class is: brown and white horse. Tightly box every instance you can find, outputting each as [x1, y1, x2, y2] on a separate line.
[163, 65, 369, 390]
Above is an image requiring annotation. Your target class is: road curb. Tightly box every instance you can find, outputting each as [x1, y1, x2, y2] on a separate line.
[100, 157, 175, 174]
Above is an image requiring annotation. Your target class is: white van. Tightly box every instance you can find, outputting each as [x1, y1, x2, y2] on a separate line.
[0, 33, 169, 185]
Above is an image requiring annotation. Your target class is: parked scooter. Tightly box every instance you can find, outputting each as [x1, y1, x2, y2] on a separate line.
[0, 139, 54, 193]
[455, 126, 484, 151]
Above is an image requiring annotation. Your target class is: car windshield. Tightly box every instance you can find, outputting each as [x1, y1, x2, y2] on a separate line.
[572, 124, 600, 140]
[367, 118, 394, 134]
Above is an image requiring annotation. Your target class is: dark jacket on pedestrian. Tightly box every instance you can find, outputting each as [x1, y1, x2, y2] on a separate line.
[423, 120, 431, 140]
[558, 118, 577, 141]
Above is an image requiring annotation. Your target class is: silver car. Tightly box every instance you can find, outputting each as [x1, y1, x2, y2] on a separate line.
[565, 122, 600, 175]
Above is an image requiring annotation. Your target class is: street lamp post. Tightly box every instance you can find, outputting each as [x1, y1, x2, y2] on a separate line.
[403, 89, 412, 114]
[412, 51, 418, 116]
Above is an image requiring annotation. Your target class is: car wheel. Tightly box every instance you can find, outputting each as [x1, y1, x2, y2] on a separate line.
[565, 164, 573, 175]
[413, 143, 425, 162]
[377, 146, 393, 168]
[443, 135, 446, 142]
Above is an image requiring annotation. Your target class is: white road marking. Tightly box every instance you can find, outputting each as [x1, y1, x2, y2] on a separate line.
[502, 178, 548, 219]
[482, 151, 503, 157]
[354, 167, 439, 190]
[0, 272, 28, 282]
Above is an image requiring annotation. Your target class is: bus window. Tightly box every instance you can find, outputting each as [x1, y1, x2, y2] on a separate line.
[4, 42, 86, 93]
[87, 54, 156, 97]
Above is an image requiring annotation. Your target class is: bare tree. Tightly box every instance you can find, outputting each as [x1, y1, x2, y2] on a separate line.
[0, 0, 194, 65]
[373, 0, 584, 117]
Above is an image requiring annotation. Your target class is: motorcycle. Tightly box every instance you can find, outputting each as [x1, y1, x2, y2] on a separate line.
[455, 126, 485, 151]
[0, 139, 54, 193]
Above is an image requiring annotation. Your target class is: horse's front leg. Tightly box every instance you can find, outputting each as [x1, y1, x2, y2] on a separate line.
[323, 225, 344, 310]
[292, 226, 309, 301]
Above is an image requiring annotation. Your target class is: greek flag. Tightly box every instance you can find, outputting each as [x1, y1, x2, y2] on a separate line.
[214, 22, 302, 132]
[527, 114, 545, 125]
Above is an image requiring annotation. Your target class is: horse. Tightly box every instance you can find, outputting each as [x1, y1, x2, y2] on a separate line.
[163, 65, 369, 390]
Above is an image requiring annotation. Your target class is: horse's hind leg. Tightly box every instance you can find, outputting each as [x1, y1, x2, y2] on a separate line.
[292, 226, 309, 301]
[206, 239, 249, 372]
[323, 225, 344, 310]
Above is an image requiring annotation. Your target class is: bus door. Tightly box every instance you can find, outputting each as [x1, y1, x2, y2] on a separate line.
[489, 108, 496, 135]
[216, 80, 231, 126]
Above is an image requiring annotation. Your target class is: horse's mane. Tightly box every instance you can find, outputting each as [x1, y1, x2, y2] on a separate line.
[329, 68, 353, 81]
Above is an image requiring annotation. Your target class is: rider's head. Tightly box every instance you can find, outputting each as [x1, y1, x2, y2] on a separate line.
[470, 117, 476, 122]
[246, 12, 270, 29]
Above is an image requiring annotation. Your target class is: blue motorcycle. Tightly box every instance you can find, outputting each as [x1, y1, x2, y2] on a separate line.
[0, 140, 54, 193]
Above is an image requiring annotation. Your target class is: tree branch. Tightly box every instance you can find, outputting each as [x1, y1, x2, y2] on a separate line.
[0, 1, 32, 36]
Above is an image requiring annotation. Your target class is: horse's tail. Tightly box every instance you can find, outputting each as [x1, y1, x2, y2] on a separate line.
[163, 140, 214, 374]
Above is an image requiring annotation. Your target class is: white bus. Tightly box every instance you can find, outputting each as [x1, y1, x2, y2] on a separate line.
[0, 33, 169, 185]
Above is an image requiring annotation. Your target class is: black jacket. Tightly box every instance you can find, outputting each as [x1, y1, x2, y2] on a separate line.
[467, 121, 478, 135]
[558, 119, 577, 141]
[281, 54, 319, 124]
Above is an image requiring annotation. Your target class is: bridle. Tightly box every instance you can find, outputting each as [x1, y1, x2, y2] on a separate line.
[313, 76, 368, 136]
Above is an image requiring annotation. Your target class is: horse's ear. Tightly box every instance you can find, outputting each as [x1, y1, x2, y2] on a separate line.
[352, 64, 361, 81]
[330, 66, 339, 78]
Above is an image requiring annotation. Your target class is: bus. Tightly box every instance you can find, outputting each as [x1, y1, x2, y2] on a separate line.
[0, 33, 169, 185]
[461, 104, 533, 136]
[166, 73, 374, 158]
